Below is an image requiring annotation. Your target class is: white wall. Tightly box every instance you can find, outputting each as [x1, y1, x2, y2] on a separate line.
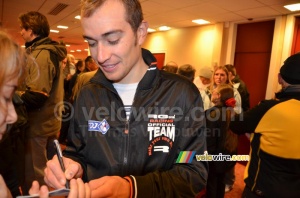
[142, 24, 224, 77]
[142, 14, 300, 99]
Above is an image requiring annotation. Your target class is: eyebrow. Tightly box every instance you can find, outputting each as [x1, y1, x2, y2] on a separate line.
[83, 30, 123, 41]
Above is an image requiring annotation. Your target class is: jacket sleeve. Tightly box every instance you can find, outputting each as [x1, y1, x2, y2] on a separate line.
[130, 87, 208, 198]
[233, 89, 242, 114]
[22, 49, 57, 109]
[20, 90, 48, 109]
[230, 99, 277, 134]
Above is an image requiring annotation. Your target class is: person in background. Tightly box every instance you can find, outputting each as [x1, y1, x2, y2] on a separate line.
[44, 0, 208, 197]
[177, 64, 196, 82]
[193, 66, 213, 92]
[224, 64, 250, 111]
[71, 56, 99, 102]
[67, 54, 76, 76]
[0, 30, 26, 198]
[230, 53, 300, 197]
[205, 84, 238, 198]
[58, 59, 86, 145]
[18, 11, 67, 194]
[223, 64, 250, 192]
[68, 59, 86, 100]
[83, 55, 99, 72]
[162, 61, 178, 73]
[202, 66, 242, 113]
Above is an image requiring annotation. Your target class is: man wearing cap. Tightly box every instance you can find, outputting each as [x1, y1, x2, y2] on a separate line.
[230, 53, 300, 197]
[193, 66, 213, 92]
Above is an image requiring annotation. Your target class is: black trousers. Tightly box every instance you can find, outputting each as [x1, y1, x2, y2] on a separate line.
[206, 162, 226, 198]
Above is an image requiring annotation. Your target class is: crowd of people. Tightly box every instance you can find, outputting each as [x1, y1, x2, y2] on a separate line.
[0, 0, 300, 198]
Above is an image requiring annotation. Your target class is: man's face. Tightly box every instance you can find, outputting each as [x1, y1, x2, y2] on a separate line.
[82, 0, 148, 84]
[20, 27, 33, 43]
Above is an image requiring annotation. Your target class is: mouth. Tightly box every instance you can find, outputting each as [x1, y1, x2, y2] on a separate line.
[101, 63, 118, 73]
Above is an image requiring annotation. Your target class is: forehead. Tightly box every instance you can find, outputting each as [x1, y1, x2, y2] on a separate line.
[215, 69, 226, 74]
[81, 0, 129, 37]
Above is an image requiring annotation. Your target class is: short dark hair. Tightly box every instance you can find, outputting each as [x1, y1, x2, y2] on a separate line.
[18, 11, 50, 37]
[81, 0, 143, 33]
[224, 64, 236, 76]
[85, 56, 94, 64]
[177, 64, 196, 82]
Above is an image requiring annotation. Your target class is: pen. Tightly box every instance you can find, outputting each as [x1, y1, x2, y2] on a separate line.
[53, 139, 70, 189]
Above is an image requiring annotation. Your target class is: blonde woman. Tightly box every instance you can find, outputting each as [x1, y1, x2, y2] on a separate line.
[201, 66, 242, 113]
[0, 30, 26, 198]
[0, 29, 89, 198]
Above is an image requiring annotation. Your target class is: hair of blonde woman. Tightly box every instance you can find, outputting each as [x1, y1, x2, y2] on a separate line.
[80, 0, 143, 33]
[0, 31, 26, 89]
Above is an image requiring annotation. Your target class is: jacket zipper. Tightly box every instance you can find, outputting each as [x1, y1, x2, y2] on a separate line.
[121, 87, 138, 174]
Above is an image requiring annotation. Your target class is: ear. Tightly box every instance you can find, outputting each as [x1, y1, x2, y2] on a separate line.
[137, 21, 148, 45]
[278, 73, 289, 88]
[278, 73, 283, 84]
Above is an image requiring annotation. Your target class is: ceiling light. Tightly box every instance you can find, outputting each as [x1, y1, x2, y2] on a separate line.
[84, 49, 89, 51]
[192, 19, 210, 25]
[70, 50, 75, 52]
[65, 44, 70, 47]
[158, 26, 171, 31]
[75, 15, 81, 20]
[57, 25, 68, 29]
[76, 49, 82, 52]
[148, 28, 156, 33]
[50, 29, 59, 33]
[284, 3, 300, 11]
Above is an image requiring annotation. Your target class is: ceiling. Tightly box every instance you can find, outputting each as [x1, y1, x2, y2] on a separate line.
[0, 0, 299, 58]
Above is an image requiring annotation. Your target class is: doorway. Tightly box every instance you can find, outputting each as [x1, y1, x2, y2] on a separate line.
[234, 20, 275, 108]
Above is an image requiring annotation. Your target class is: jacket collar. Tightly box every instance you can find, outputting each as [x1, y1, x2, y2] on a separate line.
[25, 36, 44, 49]
[90, 48, 158, 92]
[275, 85, 300, 100]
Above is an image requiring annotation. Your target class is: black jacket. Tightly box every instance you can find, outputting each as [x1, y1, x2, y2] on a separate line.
[64, 49, 208, 198]
[232, 75, 250, 111]
[230, 85, 300, 197]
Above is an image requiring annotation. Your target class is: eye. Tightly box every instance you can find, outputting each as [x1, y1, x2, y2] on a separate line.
[88, 42, 97, 47]
[108, 39, 119, 45]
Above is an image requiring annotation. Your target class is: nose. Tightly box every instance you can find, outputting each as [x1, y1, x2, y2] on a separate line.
[96, 43, 111, 64]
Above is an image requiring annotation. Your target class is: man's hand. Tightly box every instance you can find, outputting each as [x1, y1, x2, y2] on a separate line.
[89, 176, 130, 198]
[44, 155, 83, 189]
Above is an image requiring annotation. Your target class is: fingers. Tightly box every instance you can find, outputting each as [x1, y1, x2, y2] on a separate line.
[44, 155, 66, 188]
[29, 181, 49, 198]
[65, 162, 83, 180]
[38, 185, 50, 198]
[44, 155, 83, 189]
[28, 181, 40, 195]
[68, 178, 90, 198]
[68, 179, 78, 198]
[84, 182, 91, 198]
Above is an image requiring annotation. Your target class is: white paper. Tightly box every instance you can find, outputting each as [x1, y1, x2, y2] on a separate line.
[16, 188, 70, 198]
